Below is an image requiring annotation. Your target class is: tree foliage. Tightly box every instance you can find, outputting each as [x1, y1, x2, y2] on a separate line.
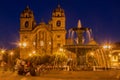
[26, 52, 68, 66]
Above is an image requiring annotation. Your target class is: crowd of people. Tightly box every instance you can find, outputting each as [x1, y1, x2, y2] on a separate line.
[0, 59, 36, 76]
[0, 58, 70, 76]
[16, 60, 69, 76]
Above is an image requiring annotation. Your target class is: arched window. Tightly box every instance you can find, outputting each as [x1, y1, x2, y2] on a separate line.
[56, 20, 61, 27]
[25, 21, 29, 28]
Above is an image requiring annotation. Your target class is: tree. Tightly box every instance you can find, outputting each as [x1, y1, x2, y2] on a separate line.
[52, 52, 68, 66]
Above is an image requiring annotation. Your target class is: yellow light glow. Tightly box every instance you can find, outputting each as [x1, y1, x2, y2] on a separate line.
[18, 43, 22, 47]
[33, 50, 36, 54]
[40, 41, 44, 46]
[49, 42, 51, 45]
[90, 52, 94, 56]
[103, 45, 107, 49]
[109, 54, 112, 57]
[33, 42, 36, 46]
[29, 53, 32, 57]
[108, 45, 111, 49]
[10, 51, 13, 55]
[118, 53, 120, 56]
[23, 42, 27, 47]
[18, 42, 28, 48]
[103, 45, 111, 49]
[59, 48, 63, 52]
[1, 49, 5, 53]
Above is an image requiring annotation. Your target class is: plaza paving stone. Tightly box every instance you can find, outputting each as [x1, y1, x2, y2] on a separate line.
[0, 70, 120, 80]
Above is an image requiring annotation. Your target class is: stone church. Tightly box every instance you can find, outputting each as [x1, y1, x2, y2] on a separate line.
[19, 5, 66, 59]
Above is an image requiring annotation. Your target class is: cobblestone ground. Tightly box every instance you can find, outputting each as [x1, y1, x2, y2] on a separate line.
[0, 70, 120, 80]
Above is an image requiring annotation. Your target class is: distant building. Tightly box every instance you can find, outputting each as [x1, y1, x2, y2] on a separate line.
[109, 43, 120, 68]
[19, 5, 66, 59]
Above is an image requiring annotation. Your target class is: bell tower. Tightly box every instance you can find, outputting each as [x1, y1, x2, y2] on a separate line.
[19, 6, 36, 59]
[51, 5, 65, 30]
[50, 5, 66, 52]
[20, 6, 36, 31]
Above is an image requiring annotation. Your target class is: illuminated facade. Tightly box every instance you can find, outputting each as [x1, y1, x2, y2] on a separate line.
[110, 50, 120, 68]
[19, 5, 66, 59]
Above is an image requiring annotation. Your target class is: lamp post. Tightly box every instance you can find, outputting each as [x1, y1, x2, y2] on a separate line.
[0, 49, 5, 61]
[19, 42, 27, 59]
[22, 42, 27, 48]
[103, 45, 111, 49]
[1, 49, 5, 54]
[10, 51, 13, 64]
[8, 51, 14, 70]
[19, 42, 27, 48]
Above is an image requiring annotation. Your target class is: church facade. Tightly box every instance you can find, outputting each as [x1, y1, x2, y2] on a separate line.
[19, 5, 66, 59]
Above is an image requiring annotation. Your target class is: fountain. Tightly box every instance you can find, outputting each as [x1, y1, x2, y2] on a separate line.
[64, 20, 110, 70]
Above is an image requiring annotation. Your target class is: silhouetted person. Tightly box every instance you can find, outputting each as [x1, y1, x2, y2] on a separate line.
[30, 65, 36, 76]
[18, 65, 24, 75]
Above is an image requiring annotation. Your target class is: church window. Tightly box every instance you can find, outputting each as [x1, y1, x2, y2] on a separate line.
[56, 20, 61, 27]
[57, 35, 60, 38]
[25, 21, 29, 28]
[40, 41, 44, 46]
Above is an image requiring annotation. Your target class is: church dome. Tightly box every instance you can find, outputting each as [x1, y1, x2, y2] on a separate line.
[52, 5, 65, 17]
[20, 6, 34, 18]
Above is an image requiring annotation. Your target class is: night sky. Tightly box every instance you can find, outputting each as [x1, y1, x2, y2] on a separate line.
[0, 0, 120, 49]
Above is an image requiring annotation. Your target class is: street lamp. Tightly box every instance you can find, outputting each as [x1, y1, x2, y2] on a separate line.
[23, 42, 27, 48]
[29, 53, 32, 57]
[19, 42, 27, 48]
[90, 52, 94, 56]
[10, 51, 13, 55]
[9, 51, 14, 68]
[18, 42, 28, 59]
[102, 44, 111, 49]
[59, 47, 64, 52]
[32, 50, 36, 54]
[1, 49, 5, 54]
[0, 49, 6, 61]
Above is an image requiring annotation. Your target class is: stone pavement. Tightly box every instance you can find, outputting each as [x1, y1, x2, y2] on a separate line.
[0, 70, 120, 80]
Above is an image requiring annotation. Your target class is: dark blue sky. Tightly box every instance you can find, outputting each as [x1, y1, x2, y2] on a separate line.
[0, 0, 120, 49]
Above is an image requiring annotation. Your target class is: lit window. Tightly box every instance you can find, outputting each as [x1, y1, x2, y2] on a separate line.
[40, 41, 44, 46]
